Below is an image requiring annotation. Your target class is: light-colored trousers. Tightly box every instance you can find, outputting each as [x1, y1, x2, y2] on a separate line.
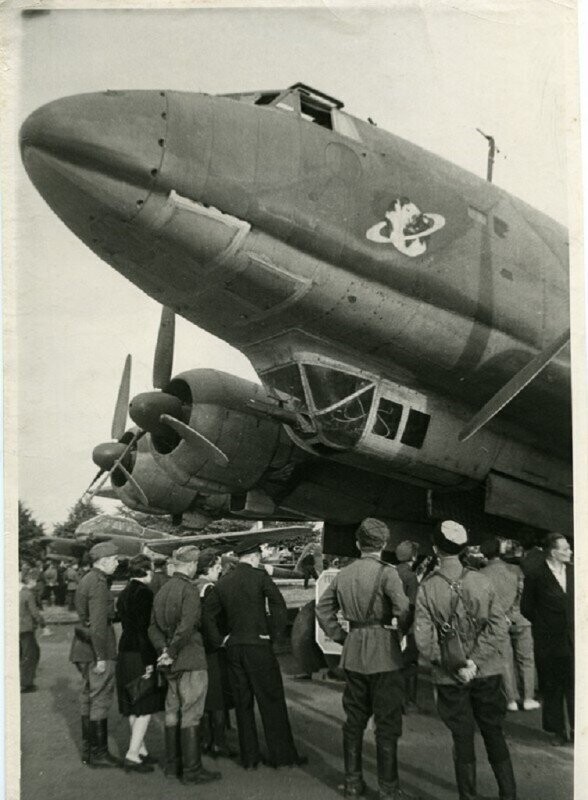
[164, 669, 208, 728]
[502, 623, 535, 703]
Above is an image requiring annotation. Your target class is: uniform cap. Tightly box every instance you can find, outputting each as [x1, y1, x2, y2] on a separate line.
[395, 540, 417, 563]
[432, 520, 468, 555]
[170, 545, 200, 565]
[356, 518, 389, 550]
[89, 540, 119, 562]
[233, 537, 263, 557]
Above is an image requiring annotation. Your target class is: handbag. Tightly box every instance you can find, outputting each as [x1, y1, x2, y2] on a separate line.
[125, 671, 159, 705]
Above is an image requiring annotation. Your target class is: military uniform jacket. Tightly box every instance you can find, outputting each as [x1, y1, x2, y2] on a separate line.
[70, 567, 117, 663]
[415, 555, 508, 685]
[148, 573, 206, 673]
[204, 562, 288, 648]
[315, 555, 409, 674]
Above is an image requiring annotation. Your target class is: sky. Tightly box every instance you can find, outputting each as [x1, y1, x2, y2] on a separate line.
[7, 0, 579, 527]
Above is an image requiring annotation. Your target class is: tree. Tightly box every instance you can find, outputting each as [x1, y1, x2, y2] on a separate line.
[53, 499, 101, 538]
[18, 501, 45, 563]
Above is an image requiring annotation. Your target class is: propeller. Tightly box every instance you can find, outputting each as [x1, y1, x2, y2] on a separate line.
[81, 355, 149, 508]
[86, 429, 149, 506]
[129, 305, 229, 466]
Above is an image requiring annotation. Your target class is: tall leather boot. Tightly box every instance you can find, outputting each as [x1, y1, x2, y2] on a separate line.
[454, 760, 477, 800]
[210, 710, 238, 759]
[88, 719, 119, 768]
[343, 731, 365, 797]
[490, 757, 517, 800]
[180, 725, 222, 785]
[81, 716, 90, 765]
[164, 725, 182, 778]
[377, 740, 418, 800]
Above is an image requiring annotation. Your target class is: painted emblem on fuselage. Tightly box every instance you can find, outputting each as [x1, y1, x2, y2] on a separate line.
[366, 197, 445, 257]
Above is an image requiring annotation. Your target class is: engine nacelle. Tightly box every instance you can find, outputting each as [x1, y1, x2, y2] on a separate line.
[148, 369, 293, 493]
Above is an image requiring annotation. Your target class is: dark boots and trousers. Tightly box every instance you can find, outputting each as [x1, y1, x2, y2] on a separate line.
[204, 541, 306, 769]
[316, 517, 415, 800]
[415, 521, 517, 800]
[148, 549, 221, 785]
[69, 544, 121, 769]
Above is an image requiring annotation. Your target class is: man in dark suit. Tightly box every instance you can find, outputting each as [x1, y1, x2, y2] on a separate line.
[521, 532, 574, 746]
[204, 537, 306, 770]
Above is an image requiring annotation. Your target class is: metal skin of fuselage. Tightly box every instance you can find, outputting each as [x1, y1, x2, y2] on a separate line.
[20, 85, 572, 543]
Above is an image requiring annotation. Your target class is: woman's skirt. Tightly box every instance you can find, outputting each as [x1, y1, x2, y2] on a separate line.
[116, 650, 166, 717]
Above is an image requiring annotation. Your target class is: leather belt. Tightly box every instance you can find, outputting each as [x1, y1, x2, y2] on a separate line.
[348, 620, 388, 630]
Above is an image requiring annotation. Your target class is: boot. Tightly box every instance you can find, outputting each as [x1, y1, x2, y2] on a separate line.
[81, 716, 90, 765]
[490, 757, 517, 800]
[454, 760, 477, 800]
[164, 724, 182, 778]
[343, 732, 365, 797]
[180, 725, 221, 785]
[210, 710, 238, 759]
[89, 719, 119, 768]
[377, 740, 417, 799]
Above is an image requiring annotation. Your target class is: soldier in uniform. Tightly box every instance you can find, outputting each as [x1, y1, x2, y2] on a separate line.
[204, 537, 306, 770]
[316, 518, 413, 800]
[415, 521, 515, 800]
[69, 541, 120, 768]
[148, 545, 221, 785]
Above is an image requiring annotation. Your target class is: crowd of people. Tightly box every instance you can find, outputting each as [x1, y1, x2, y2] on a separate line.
[19, 518, 574, 800]
[316, 519, 574, 800]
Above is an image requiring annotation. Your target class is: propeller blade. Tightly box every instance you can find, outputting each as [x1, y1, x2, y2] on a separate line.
[153, 306, 175, 389]
[111, 354, 132, 440]
[83, 467, 105, 495]
[160, 414, 229, 467]
[117, 463, 150, 507]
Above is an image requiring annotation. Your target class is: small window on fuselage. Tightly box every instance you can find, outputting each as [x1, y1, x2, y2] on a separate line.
[401, 409, 431, 449]
[372, 399, 403, 440]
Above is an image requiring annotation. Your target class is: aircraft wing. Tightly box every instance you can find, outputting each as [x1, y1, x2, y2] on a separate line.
[144, 525, 312, 556]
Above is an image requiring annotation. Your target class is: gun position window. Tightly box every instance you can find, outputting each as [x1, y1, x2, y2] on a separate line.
[400, 409, 431, 449]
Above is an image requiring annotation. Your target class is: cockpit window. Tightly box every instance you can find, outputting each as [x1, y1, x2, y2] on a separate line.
[304, 365, 375, 448]
[304, 365, 370, 410]
[255, 92, 280, 106]
[262, 364, 305, 405]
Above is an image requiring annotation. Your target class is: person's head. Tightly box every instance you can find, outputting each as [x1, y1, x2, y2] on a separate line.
[21, 568, 39, 589]
[355, 518, 389, 554]
[170, 545, 200, 578]
[543, 533, 572, 564]
[479, 537, 501, 561]
[152, 556, 167, 572]
[128, 554, 153, 584]
[432, 520, 468, 557]
[236, 545, 262, 567]
[196, 548, 222, 582]
[395, 540, 418, 564]
[89, 541, 119, 575]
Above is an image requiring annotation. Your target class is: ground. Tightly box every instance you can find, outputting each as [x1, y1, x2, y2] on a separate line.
[20, 593, 573, 800]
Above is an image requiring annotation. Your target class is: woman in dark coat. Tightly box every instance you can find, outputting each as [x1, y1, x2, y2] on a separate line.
[195, 548, 236, 759]
[116, 554, 165, 773]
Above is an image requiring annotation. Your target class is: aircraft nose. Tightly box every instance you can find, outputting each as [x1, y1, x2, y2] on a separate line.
[20, 90, 169, 221]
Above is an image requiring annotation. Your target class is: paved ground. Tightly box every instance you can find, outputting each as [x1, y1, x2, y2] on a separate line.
[20, 624, 574, 800]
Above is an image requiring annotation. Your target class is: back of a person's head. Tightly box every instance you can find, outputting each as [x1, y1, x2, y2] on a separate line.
[479, 537, 501, 561]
